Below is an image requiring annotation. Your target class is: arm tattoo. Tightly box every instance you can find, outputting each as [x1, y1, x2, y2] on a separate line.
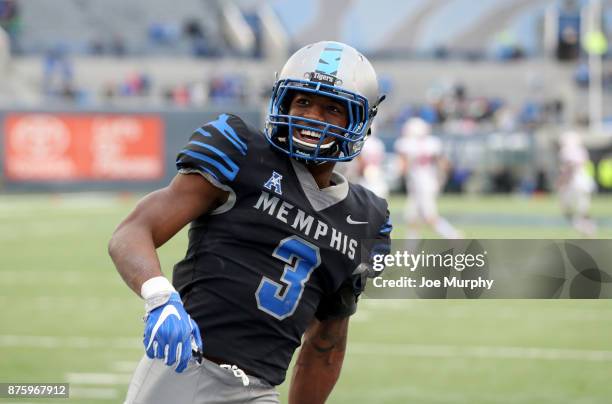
[309, 320, 348, 353]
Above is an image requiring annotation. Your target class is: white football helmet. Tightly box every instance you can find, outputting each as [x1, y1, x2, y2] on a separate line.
[265, 41, 385, 163]
[402, 117, 431, 138]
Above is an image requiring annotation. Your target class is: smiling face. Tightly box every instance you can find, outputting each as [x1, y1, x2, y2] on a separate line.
[287, 92, 349, 151]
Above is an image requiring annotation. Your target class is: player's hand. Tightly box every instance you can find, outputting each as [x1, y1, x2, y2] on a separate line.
[143, 292, 203, 373]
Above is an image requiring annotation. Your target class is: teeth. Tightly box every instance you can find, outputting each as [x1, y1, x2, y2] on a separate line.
[293, 136, 335, 149]
[300, 129, 321, 139]
[293, 128, 334, 149]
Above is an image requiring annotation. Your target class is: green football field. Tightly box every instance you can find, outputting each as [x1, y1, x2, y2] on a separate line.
[1, 193, 611, 403]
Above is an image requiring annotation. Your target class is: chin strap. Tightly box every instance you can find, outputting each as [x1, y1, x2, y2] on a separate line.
[371, 94, 386, 119]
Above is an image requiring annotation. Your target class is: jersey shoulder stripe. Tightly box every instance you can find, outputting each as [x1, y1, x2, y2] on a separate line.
[176, 114, 253, 185]
[198, 114, 248, 156]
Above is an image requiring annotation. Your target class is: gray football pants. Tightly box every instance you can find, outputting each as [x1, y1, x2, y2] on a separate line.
[124, 355, 280, 404]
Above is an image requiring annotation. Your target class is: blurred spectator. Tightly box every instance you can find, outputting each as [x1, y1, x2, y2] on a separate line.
[183, 18, 217, 57]
[433, 45, 449, 59]
[556, 0, 581, 61]
[119, 72, 151, 96]
[574, 62, 589, 87]
[419, 104, 439, 124]
[208, 74, 245, 104]
[0, 0, 20, 53]
[519, 100, 543, 127]
[444, 166, 471, 193]
[535, 169, 551, 193]
[490, 166, 515, 193]
[493, 31, 525, 61]
[545, 99, 564, 124]
[102, 72, 152, 101]
[148, 21, 181, 46]
[110, 34, 127, 57]
[172, 84, 190, 107]
[42, 43, 74, 98]
[88, 38, 105, 55]
[86, 35, 128, 56]
[184, 19, 204, 40]
[494, 105, 519, 132]
[102, 81, 116, 102]
[391, 80, 564, 136]
[189, 81, 208, 106]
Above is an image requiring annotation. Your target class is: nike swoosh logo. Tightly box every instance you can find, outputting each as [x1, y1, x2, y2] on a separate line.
[145, 305, 181, 350]
[346, 215, 368, 225]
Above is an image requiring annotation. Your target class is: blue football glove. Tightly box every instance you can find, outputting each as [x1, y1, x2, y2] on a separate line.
[143, 292, 203, 373]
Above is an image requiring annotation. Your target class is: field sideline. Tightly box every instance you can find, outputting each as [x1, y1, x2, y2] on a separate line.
[1, 193, 611, 403]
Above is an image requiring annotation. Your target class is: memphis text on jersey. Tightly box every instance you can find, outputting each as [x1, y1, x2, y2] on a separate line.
[254, 190, 358, 260]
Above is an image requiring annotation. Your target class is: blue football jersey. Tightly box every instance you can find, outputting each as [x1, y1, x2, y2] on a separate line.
[173, 113, 391, 386]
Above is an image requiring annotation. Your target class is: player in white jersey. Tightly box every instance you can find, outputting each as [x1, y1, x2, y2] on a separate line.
[394, 117, 461, 239]
[346, 127, 389, 199]
[557, 130, 597, 236]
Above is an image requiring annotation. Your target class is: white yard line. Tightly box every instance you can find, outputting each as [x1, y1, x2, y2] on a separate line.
[66, 373, 132, 385]
[0, 402, 37, 404]
[111, 361, 138, 373]
[359, 300, 612, 321]
[0, 272, 119, 284]
[69, 387, 119, 399]
[0, 335, 140, 350]
[0, 296, 139, 310]
[349, 342, 612, 361]
[0, 221, 92, 240]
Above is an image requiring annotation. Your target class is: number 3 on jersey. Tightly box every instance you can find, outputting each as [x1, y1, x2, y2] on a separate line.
[256, 236, 321, 320]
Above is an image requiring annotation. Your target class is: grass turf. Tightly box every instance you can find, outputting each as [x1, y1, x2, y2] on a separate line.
[1, 193, 611, 403]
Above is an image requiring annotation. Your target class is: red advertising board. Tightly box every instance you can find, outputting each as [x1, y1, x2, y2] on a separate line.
[3, 113, 164, 181]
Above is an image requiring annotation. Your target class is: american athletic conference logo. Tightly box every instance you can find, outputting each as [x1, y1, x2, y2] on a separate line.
[264, 171, 283, 195]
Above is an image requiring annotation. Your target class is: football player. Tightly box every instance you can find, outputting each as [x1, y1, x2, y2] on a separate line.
[109, 41, 391, 404]
[345, 123, 389, 199]
[557, 130, 597, 236]
[394, 117, 461, 239]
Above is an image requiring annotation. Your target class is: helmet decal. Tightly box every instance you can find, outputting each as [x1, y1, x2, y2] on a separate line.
[315, 44, 344, 76]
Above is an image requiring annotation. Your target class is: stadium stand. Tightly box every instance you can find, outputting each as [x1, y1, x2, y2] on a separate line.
[1, 0, 612, 195]
[9, 0, 612, 60]
[16, 0, 225, 56]
[375, 0, 447, 55]
[451, 0, 548, 55]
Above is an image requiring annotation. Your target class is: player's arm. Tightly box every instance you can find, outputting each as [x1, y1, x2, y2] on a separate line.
[288, 316, 349, 404]
[109, 114, 249, 372]
[289, 205, 393, 402]
[109, 113, 248, 293]
[108, 173, 227, 372]
[108, 173, 227, 295]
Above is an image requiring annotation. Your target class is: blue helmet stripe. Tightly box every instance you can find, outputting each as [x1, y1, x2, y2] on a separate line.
[315, 44, 344, 76]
